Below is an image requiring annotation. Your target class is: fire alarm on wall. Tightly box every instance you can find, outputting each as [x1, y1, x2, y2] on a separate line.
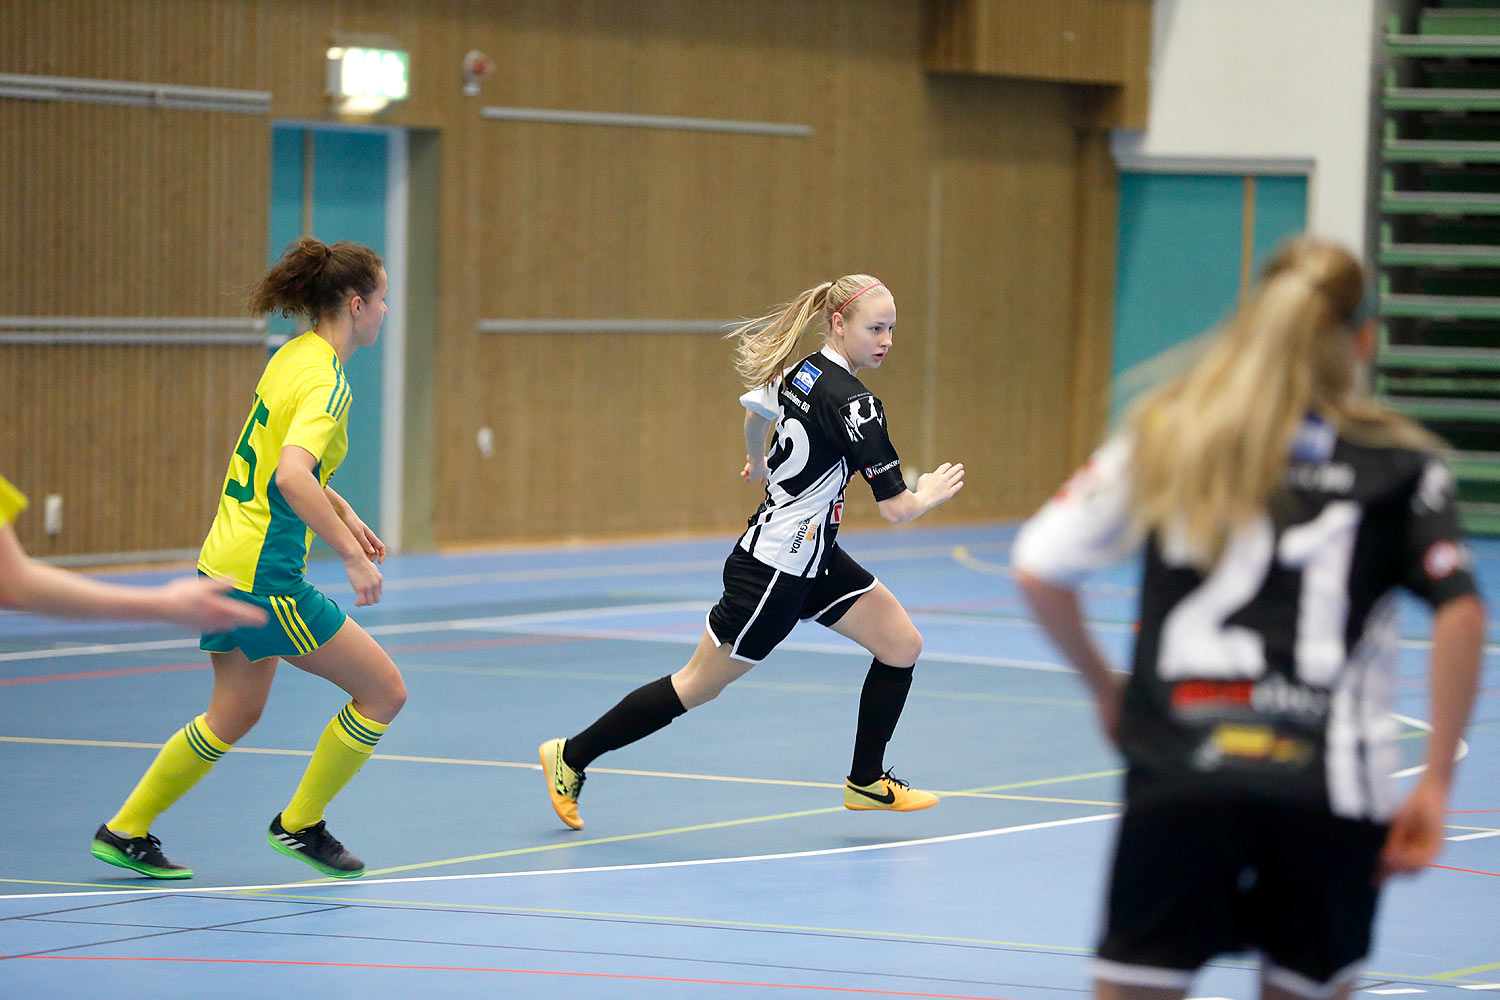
[462, 50, 495, 97]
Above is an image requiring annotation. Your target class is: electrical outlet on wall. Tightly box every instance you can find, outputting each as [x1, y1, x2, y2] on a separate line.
[43, 494, 62, 535]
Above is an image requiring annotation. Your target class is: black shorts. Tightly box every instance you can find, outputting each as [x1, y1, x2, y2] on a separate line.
[704, 545, 877, 663]
[1094, 798, 1387, 997]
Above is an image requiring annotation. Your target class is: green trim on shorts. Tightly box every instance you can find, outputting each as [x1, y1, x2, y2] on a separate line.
[200, 579, 347, 661]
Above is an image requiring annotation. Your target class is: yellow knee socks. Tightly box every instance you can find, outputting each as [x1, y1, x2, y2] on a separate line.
[279, 703, 387, 833]
[107, 715, 231, 838]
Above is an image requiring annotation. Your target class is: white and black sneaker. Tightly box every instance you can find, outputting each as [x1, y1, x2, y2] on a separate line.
[91, 824, 193, 879]
[267, 814, 365, 878]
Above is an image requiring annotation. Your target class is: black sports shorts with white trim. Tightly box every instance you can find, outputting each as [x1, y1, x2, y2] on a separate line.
[705, 544, 877, 663]
[1094, 797, 1387, 997]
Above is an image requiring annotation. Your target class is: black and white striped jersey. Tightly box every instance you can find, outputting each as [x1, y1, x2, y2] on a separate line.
[1014, 417, 1478, 821]
[737, 346, 907, 576]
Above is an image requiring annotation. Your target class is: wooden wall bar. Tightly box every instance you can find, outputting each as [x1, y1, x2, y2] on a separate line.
[1, 0, 1137, 556]
[923, 0, 1152, 128]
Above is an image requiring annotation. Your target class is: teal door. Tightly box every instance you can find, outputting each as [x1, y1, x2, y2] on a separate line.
[270, 124, 389, 550]
[1111, 171, 1309, 420]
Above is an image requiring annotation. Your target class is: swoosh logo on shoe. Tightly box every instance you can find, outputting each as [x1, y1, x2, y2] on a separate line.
[847, 782, 896, 805]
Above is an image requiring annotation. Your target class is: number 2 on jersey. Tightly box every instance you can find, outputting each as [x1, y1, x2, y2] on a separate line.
[765, 416, 810, 496]
[1158, 501, 1360, 685]
[224, 397, 271, 503]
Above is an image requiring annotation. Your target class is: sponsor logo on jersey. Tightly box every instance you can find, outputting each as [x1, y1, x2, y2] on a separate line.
[831, 500, 843, 524]
[1289, 415, 1336, 463]
[1423, 539, 1470, 580]
[1171, 675, 1328, 721]
[1171, 680, 1253, 713]
[1284, 462, 1355, 493]
[1192, 724, 1313, 770]
[789, 516, 817, 554]
[1415, 460, 1456, 514]
[791, 361, 822, 394]
[841, 396, 883, 442]
[863, 459, 900, 479]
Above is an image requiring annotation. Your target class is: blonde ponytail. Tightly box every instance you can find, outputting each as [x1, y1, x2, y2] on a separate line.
[730, 274, 885, 389]
[1127, 237, 1442, 567]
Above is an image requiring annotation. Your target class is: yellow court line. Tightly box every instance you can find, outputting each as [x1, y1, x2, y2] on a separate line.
[246, 890, 1095, 954]
[962, 769, 1124, 794]
[360, 806, 846, 876]
[0, 877, 138, 890]
[1445, 824, 1500, 833]
[356, 767, 1129, 878]
[0, 735, 1118, 806]
[1432, 960, 1500, 981]
[1, 736, 1125, 884]
[953, 792, 1120, 806]
[951, 545, 1012, 577]
[0, 736, 313, 757]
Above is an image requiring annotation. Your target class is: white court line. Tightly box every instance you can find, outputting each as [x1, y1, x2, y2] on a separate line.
[4, 583, 1494, 660]
[350, 541, 1010, 594]
[0, 811, 1118, 902]
[913, 610, 1493, 658]
[0, 601, 705, 663]
[0, 637, 202, 662]
[949, 547, 1500, 657]
[1447, 830, 1500, 842]
[0, 600, 1073, 673]
[1390, 713, 1470, 779]
[460, 620, 1075, 674]
[0, 612, 1463, 764]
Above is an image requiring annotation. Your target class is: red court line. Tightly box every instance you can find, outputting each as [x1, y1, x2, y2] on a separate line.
[8, 955, 1014, 999]
[1430, 864, 1500, 877]
[383, 634, 585, 655]
[0, 662, 204, 686]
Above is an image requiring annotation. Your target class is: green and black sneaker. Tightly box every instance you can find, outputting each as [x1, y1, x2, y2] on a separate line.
[91, 825, 193, 879]
[267, 814, 365, 878]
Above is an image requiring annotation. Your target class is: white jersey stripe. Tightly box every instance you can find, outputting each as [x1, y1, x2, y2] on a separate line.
[805, 577, 879, 622]
[729, 569, 782, 663]
[737, 347, 904, 577]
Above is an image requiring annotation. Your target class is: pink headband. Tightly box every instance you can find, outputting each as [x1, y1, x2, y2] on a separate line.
[832, 281, 885, 317]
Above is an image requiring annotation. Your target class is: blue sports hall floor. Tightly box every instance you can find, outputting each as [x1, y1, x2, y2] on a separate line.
[1, 523, 1496, 998]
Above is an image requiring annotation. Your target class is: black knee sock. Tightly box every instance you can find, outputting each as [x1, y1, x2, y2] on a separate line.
[563, 676, 687, 771]
[848, 659, 914, 786]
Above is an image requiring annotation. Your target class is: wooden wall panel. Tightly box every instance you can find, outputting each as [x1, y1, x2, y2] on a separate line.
[0, 103, 266, 314]
[0, 345, 266, 557]
[0, 22, 269, 556]
[924, 75, 1094, 521]
[1067, 125, 1121, 466]
[2, 0, 1131, 556]
[924, 0, 1151, 128]
[437, 1, 934, 543]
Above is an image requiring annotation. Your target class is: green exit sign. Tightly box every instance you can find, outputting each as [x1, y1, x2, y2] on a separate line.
[327, 46, 409, 108]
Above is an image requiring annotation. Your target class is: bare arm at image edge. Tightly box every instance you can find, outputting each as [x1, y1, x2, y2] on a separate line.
[1380, 592, 1485, 878]
[0, 477, 265, 631]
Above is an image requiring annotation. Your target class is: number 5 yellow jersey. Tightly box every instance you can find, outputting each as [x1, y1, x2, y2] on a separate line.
[198, 332, 351, 594]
